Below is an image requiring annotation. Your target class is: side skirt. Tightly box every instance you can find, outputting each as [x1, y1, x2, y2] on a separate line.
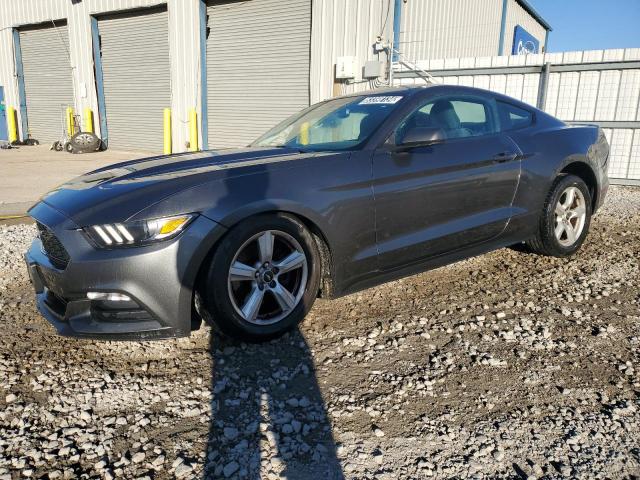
[332, 214, 539, 298]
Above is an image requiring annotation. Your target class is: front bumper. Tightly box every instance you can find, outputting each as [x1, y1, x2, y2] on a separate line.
[25, 201, 226, 340]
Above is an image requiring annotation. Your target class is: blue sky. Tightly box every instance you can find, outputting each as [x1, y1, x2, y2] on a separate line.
[532, 0, 640, 52]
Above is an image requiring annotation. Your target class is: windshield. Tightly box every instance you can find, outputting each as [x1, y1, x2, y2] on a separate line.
[252, 94, 406, 151]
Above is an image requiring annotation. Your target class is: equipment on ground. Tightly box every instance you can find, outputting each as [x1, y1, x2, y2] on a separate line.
[51, 104, 101, 153]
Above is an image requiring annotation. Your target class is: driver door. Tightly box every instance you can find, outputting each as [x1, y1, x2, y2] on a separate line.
[372, 94, 522, 271]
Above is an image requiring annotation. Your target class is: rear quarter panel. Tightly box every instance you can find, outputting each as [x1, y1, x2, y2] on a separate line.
[507, 120, 603, 237]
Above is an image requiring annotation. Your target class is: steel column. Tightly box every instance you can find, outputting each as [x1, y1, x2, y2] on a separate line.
[537, 62, 551, 109]
[498, 0, 508, 56]
[392, 0, 402, 62]
[91, 17, 108, 147]
[544, 29, 550, 52]
[199, 0, 208, 150]
[12, 29, 28, 141]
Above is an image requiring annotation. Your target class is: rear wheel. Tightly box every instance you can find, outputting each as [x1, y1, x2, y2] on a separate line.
[199, 214, 321, 341]
[526, 174, 592, 257]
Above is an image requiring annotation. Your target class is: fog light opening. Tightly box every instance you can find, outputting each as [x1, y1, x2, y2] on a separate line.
[87, 292, 132, 302]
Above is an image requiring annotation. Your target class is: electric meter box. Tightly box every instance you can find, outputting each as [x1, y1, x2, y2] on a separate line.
[364, 60, 383, 79]
[335, 56, 357, 79]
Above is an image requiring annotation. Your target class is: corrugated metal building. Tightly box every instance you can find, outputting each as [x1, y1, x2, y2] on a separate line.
[0, 0, 549, 152]
[399, 0, 550, 61]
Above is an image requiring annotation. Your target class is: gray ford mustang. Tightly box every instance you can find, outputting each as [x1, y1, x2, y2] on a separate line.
[25, 85, 609, 341]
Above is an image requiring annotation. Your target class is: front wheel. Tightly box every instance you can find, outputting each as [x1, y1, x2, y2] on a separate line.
[199, 214, 321, 341]
[526, 174, 592, 257]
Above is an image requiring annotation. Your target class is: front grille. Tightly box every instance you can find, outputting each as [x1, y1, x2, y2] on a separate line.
[36, 222, 70, 269]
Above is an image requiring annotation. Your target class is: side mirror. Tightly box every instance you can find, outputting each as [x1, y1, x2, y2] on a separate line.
[397, 127, 445, 149]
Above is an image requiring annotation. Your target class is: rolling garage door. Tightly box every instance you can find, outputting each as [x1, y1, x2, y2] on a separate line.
[206, 0, 311, 148]
[19, 23, 74, 144]
[97, 8, 169, 151]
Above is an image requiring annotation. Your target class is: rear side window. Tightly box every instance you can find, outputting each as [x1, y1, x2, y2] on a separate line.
[497, 101, 533, 131]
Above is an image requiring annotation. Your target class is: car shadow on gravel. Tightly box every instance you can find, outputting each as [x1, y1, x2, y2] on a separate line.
[205, 328, 344, 479]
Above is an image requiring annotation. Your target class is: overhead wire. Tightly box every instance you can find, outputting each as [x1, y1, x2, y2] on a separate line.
[379, 0, 392, 37]
[50, 18, 72, 64]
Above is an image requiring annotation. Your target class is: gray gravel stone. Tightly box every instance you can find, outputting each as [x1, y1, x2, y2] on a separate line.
[0, 187, 639, 479]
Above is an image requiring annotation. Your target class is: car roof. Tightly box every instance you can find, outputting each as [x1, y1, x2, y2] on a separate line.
[336, 84, 539, 112]
[333, 85, 431, 99]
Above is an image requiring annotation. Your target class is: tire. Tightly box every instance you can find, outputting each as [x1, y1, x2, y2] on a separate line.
[526, 174, 592, 257]
[199, 214, 321, 341]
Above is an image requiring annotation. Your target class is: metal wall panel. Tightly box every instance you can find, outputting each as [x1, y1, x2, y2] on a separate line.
[503, 0, 547, 55]
[396, 0, 547, 62]
[19, 23, 74, 143]
[98, 7, 170, 151]
[206, 0, 311, 148]
[399, 0, 504, 60]
[310, 0, 393, 103]
[0, 0, 201, 151]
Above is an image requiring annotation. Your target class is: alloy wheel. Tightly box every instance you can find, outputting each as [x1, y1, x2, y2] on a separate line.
[74, 133, 95, 146]
[227, 230, 308, 325]
[554, 186, 587, 247]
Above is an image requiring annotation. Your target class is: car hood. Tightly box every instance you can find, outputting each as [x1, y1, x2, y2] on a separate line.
[34, 146, 320, 226]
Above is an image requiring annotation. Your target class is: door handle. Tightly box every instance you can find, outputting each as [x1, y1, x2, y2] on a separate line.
[492, 152, 519, 163]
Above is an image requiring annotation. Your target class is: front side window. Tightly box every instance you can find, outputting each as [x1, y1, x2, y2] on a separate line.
[497, 101, 533, 131]
[395, 96, 496, 144]
[253, 94, 406, 151]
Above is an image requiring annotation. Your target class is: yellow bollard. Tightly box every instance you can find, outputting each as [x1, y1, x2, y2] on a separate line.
[189, 109, 198, 152]
[84, 108, 94, 134]
[300, 121, 310, 145]
[7, 107, 18, 143]
[163, 108, 172, 155]
[66, 106, 75, 136]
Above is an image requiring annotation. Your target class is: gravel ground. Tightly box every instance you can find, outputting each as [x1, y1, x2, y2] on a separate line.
[0, 186, 639, 480]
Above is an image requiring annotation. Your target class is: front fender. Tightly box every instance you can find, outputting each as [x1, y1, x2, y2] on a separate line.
[133, 177, 334, 244]
[203, 197, 329, 232]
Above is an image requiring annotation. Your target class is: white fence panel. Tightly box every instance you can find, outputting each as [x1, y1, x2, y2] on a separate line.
[575, 71, 599, 121]
[595, 71, 621, 121]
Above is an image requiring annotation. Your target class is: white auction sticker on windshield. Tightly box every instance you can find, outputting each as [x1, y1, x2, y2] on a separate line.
[359, 96, 403, 105]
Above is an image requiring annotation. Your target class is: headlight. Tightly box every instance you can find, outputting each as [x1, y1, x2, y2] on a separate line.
[84, 214, 196, 248]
